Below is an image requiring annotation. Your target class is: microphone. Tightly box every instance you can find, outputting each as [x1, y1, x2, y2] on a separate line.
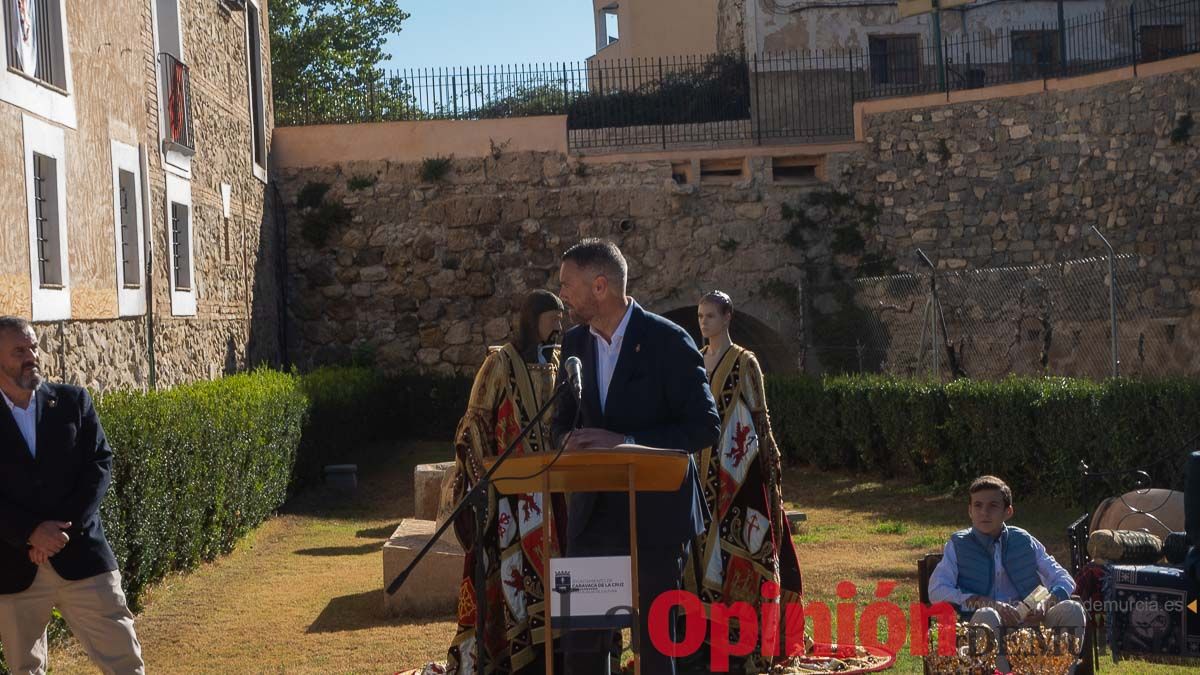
[564, 356, 583, 401]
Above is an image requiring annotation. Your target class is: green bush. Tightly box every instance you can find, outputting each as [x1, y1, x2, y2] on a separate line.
[767, 374, 1200, 502]
[98, 369, 307, 609]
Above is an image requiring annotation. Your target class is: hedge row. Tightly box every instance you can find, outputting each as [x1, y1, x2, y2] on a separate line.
[298, 369, 1200, 503]
[97, 369, 308, 610]
[768, 375, 1200, 501]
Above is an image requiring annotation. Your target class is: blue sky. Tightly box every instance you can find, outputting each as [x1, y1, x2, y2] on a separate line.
[382, 1, 596, 70]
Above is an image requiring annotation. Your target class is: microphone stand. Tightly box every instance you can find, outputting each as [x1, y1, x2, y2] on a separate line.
[387, 375, 577, 673]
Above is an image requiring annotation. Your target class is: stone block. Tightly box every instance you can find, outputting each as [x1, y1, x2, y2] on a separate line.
[415, 461, 456, 521]
[786, 511, 808, 535]
[382, 519, 464, 618]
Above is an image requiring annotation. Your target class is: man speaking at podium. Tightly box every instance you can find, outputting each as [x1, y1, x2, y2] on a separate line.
[553, 239, 721, 675]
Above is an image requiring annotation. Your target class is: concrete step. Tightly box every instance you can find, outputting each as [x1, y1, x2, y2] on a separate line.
[382, 518, 464, 618]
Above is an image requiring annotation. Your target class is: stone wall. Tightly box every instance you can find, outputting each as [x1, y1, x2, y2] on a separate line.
[815, 62, 1200, 376]
[278, 151, 816, 377]
[276, 59, 1200, 378]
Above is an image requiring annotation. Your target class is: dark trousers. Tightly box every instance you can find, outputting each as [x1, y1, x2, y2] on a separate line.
[562, 534, 688, 675]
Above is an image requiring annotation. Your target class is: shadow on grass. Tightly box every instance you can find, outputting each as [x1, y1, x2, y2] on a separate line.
[307, 590, 456, 634]
[357, 524, 399, 539]
[306, 590, 391, 633]
[295, 542, 381, 557]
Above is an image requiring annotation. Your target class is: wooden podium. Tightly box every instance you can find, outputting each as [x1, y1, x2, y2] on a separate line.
[484, 446, 690, 675]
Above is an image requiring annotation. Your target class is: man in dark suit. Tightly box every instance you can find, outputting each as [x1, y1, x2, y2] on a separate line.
[0, 316, 143, 674]
[552, 240, 721, 675]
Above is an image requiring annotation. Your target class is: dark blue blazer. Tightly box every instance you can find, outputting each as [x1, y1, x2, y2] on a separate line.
[0, 383, 118, 594]
[552, 302, 721, 553]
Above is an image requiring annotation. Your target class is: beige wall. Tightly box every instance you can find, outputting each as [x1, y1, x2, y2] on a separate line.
[272, 116, 568, 168]
[591, 0, 720, 61]
[0, 0, 281, 390]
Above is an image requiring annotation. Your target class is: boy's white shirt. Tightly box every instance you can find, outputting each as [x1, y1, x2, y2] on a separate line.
[927, 527, 1076, 607]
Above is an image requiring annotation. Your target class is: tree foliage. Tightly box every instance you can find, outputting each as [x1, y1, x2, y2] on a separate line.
[270, 0, 411, 125]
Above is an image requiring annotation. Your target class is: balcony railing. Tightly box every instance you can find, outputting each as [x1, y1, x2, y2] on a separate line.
[160, 52, 195, 156]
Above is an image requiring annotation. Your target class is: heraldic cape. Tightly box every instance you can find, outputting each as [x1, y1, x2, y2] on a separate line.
[444, 343, 566, 674]
[687, 344, 804, 669]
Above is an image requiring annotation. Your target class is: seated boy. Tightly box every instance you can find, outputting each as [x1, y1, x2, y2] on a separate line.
[929, 475, 1086, 667]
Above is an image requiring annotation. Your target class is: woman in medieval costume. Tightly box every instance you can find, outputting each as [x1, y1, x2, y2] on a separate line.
[684, 290, 805, 672]
[444, 290, 567, 674]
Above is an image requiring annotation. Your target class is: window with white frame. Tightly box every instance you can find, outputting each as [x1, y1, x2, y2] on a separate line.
[4, 0, 66, 88]
[23, 114, 69, 320]
[1, 0, 75, 127]
[165, 174, 196, 316]
[246, 0, 267, 179]
[110, 140, 147, 316]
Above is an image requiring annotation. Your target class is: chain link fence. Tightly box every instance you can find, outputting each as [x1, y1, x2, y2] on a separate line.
[801, 254, 1190, 379]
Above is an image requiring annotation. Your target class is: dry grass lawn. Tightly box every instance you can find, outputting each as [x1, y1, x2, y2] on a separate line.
[49, 441, 457, 674]
[48, 442, 1189, 674]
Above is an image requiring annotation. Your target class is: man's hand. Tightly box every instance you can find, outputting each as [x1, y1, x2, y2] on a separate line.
[1024, 604, 1046, 625]
[28, 547, 50, 565]
[996, 602, 1022, 626]
[28, 521, 71, 555]
[964, 595, 988, 611]
[1029, 596, 1059, 624]
[564, 428, 625, 451]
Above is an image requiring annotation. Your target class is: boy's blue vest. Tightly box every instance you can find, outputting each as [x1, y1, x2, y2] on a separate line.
[951, 525, 1040, 603]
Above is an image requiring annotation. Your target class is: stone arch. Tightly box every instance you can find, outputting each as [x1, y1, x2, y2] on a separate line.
[660, 307, 799, 375]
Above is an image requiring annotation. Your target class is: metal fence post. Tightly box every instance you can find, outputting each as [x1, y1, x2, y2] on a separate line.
[1129, 4, 1139, 74]
[369, 78, 377, 121]
[932, 1, 947, 93]
[1090, 226, 1120, 378]
[658, 57, 667, 149]
[561, 62, 569, 115]
[752, 53, 762, 145]
[1057, 0, 1068, 76]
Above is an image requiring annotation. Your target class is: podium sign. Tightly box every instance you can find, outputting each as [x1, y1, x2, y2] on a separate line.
[897, 0, 972, 18]
[550, 556, 634, 629]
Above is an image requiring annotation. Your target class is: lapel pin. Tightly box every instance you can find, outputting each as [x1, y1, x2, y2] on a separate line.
[48, 399, 56, 408]
[635, 344, 641, 353]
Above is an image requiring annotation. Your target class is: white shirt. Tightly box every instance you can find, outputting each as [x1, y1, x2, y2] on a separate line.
[589, 300, 634, 415]
[1, 388, 37, 458]
[928, 527, 1076, 607]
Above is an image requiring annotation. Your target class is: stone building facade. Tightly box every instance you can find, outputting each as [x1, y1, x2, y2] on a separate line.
[273, 57, 1200, 379]
[0, 0, 280, 391]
